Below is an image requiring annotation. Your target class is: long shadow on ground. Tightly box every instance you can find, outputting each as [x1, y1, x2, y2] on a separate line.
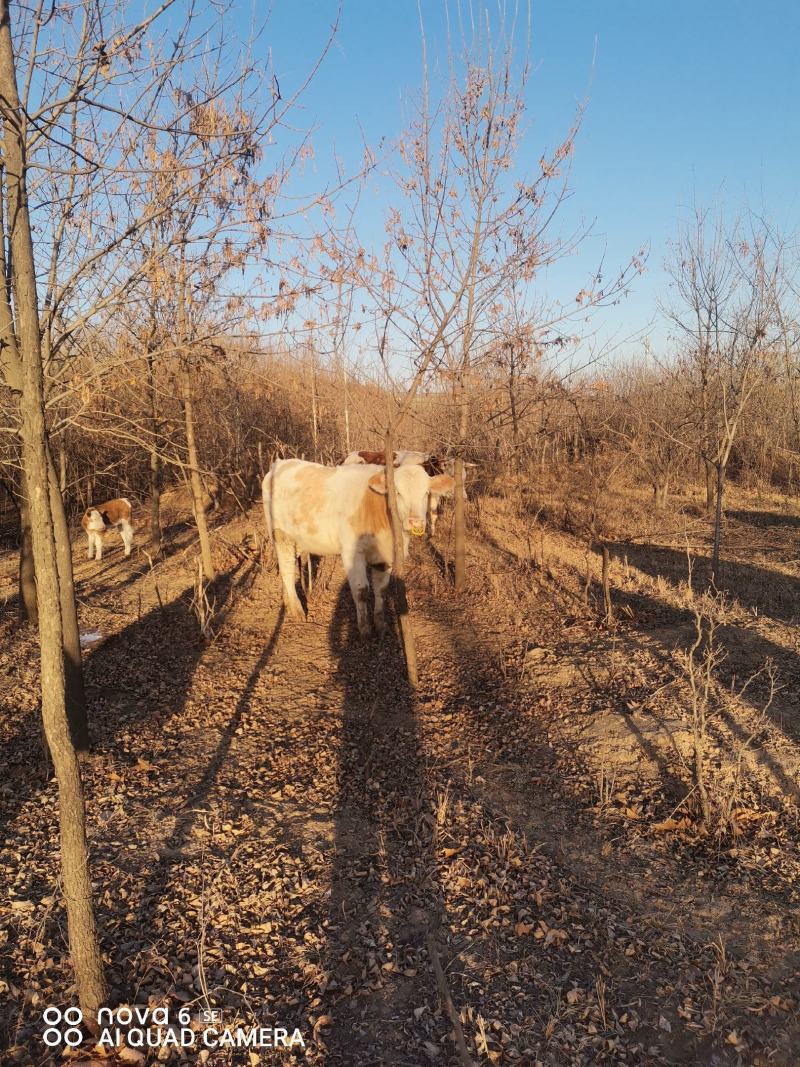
[610, 540, 800, 623]
[0, 560, 260, 1050]
[322, 582, 454, 1065]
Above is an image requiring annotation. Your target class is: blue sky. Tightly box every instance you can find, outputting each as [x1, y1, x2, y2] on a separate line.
[250, 0, 800, 359]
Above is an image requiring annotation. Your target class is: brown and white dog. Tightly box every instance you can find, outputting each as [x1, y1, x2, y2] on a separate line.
[81, 498, 134, 561]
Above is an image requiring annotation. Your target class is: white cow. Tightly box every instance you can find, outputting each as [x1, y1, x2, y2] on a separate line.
[341, 449, 474, 535]
[263, 458, 454, 637]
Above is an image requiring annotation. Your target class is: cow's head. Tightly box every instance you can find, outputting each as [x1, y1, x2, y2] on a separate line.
[368, 466, 455, 537]
[84, 508, 107, 532]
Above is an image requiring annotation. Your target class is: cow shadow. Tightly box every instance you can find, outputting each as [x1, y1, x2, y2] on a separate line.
[321, 582, 453, 1063]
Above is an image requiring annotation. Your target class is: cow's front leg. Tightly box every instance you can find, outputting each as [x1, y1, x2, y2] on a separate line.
[94, 533, 103, 561]
[371, 563, 391, 635]
[427, 494, 440, 536]
[273, 529, 305, 620]
[86, 533, 94, 560]
[344, 550, 371, 638]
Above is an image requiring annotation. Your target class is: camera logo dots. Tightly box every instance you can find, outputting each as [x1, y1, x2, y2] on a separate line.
[42, 1006, 84, 1047]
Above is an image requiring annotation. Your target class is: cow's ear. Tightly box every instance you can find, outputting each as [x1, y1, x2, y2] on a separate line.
[368, 471, 388, 494]
[429, 474, 455, 496]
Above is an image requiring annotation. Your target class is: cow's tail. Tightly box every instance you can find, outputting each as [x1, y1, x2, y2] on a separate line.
[261, 470, 274, 540]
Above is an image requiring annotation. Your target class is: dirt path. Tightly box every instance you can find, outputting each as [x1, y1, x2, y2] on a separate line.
[1, 505, 799, 1065]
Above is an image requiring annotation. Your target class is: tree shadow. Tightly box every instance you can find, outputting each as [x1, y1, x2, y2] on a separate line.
[74, 524, 203, 598]
[727, 509, 800, 531]
[0, 557, 264, 1048]
[609, 540, 800, 624]
[605, 581, 800, 808]
[322, 581, 453, 1064]
[116, 609, 286, 1000]
[0, 559, 255, 831]
[425, 539, 455, 582]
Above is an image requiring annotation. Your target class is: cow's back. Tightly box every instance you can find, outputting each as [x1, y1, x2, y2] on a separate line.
[263, 459, 387, 559]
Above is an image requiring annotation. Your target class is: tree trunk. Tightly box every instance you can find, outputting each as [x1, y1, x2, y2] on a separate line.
[0, 0, 106, 1022]
[182, 368, 215, 581]
[508, 362, 520, 473]
[453, 390, 468, 593]
[58, 436, 67, 493]
[342, 358, 351, 454]
[653, 474, 669, 510]
[148, 354, 162, 551]
[710, 462, 725, 586]
[454, 456, 466, 592]
[601, 543, 613, 625]
[47, 446, 89, 750]
[704, 459, 715, 512]
[385, 430, 418, 687]
[150, 447, 162, 550]
[310, 351, 318, 461]
[18, 480, 37, 624]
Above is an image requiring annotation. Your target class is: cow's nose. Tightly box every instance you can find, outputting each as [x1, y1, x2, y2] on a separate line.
[405, 518, 426, 537]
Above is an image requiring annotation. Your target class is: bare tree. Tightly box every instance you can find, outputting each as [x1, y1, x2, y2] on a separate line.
[340, 11, 643, 591]
[665, 207, 779, 581]
[0, 0, 106, 1021]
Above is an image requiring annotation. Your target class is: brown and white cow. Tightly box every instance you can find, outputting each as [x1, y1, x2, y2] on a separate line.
[263, 458, 454, 636]
[342, 449, 472, 534]
[81, 498, 134, 561]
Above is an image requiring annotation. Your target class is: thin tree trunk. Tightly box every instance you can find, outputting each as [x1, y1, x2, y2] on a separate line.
[601, 543, 613, 625]
[453, 388, 468, 592]
[704, 459, 715, 511]
[454, 456, 466, 592]
[47, 445, 89, 750]
[0, 0, 106, 1021]
[18, 480, 37, 624]
[58, 436, 67, 493]
[310, 351, 318, 461]
[710, 462, 725, 586]
[342, 358, 350, 454]
[654, 475, 669, 510]
[182, 368, 215, 581]
[385, 430, 418, 687]
[147, 352, 162, 551]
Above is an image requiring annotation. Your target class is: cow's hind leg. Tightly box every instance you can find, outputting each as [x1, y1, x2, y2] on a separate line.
[118, 519, 134, 557]
[273, 530, 305, 620]
[344, 551, 371, 638]
[371, 563, 391, 635]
